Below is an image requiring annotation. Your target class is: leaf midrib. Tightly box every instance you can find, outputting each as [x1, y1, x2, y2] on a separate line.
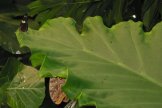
[83, 49, 162, 89]
[7, 88, 43, 90]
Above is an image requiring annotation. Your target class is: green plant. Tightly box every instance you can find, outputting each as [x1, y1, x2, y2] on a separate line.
[0, 58, 45, 108]
[16, 16, 162, 108]
[0, 0, 162, 108]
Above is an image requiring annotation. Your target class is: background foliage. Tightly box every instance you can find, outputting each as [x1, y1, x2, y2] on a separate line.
[28, 0, 162, 31]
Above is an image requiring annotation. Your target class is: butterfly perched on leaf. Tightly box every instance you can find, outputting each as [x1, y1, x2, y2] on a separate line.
[20, 14, 28, 32]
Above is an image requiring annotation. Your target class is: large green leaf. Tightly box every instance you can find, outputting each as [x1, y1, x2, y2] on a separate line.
[7, 65, 45, 108]
[0, 58, 45, 108]
[0, 58, 22, 106]
[16, 17, 162, 108]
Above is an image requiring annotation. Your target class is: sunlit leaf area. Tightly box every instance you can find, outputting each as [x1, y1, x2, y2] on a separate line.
[0, 0, 162, 108]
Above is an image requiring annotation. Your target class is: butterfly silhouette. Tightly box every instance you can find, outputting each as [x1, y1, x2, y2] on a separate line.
[20, 14, 28, 32]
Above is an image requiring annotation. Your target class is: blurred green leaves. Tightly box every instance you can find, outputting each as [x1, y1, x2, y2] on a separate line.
[0, 1, 21, 53]
[142, 0, 162, 31]
[28, 0, 162, 31]
[0, 0, 37, 54]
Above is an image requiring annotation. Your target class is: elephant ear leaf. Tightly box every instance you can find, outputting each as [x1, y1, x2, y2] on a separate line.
[16, 16, 162, 108]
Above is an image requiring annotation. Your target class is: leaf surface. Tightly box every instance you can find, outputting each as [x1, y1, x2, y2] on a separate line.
[7, 65, 45, 108]
[0, 58, 45, 108]
[16, 17, 162, 108]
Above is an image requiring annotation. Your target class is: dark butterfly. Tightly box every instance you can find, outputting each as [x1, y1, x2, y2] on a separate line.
[20, 14, 28, 32]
